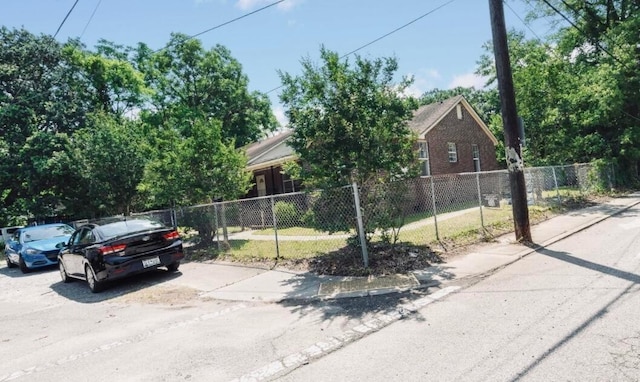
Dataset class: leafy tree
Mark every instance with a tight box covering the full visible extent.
[135,34,277,147]
[279,47,420,247]
[478,2,640,183]
[0,27,91,219]
[63,39,150,118]
[60,113,147,218]
[279,47,420,189]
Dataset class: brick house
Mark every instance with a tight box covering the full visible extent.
[242,95,500,198]
[409,95,500,176]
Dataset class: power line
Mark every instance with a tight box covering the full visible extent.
[540,0,625,67]
[80,0,102,39]
[503,0,543,41]
[540,0,640,123]
[54,0,80,38]
[265,0,457,95]
[154,0,285,53]
[340,0,456,59]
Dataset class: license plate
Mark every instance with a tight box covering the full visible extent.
[142,256,161,268]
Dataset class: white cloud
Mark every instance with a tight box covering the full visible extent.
[401,69,441,98]
[236,0,301,11]
[273,105,288,127]
[448,72,488,89]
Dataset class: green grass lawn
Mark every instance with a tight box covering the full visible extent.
[184,191,579,263]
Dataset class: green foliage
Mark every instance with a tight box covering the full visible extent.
[302,188,356,234]
[179,205,217,245]
[273,201,300,228]
[61,113,147,217]
[279,47,420,189]
[63,41,149,117]
[0,26,275,221]
[279,47,424,248]
[360,180,412,245]
[477,3,640,183]
[136,34,277,147]
[141,119,253,207]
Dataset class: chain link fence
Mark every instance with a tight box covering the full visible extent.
[87,162,613,265]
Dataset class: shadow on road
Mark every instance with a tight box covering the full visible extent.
[49,268,184,304]
[509,245,639,381]
[534,245,640,284]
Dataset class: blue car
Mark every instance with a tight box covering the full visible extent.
[5,224,75,273]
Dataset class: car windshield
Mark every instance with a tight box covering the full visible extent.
[22,225,75,243]
[96,219,165,240]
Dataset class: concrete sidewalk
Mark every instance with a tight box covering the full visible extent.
[167,192,640,303]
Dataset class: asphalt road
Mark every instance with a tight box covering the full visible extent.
[3,203,639,381]
[0,257,429,382]
[278,205,640,381]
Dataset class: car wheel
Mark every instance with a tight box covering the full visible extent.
[85,265,103,293]
[6,256,16,268]
[166,261,180,272]
[59,261,72,283]
[18,256,30,274]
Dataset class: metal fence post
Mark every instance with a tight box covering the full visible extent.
[213,203,221,251]
[271,196,280,260]
[352,182,369,268]
[170,203,177,230]
[476,172,485,230]
[552,166,561,204]
[430,176,440,241]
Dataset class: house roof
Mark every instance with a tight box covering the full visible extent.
[408,95,499,145]
[244,95,498,171]
[244,129,296,171]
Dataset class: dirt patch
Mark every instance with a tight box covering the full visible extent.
[112,285,201,306]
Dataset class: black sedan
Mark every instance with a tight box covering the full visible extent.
[58,218,184,292]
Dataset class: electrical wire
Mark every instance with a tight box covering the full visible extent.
[54,0,80,38]
[154,0,284,53]
[340,0,456,59]
[540,0,625,67]
[503,0,543,41]
[80,0,102,39]
[539,0,640,123]
[265,0,457,95]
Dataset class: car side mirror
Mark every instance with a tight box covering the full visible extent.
[56,241,67,249]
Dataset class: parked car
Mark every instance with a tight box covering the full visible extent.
[57,218,184,293]
[5,224,75,273]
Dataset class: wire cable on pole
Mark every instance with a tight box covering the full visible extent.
[54,0,80,38]
[266,0,457,95]
[80,0,102,39]
[154,0,284,53]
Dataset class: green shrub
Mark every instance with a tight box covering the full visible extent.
[274,201,300,228]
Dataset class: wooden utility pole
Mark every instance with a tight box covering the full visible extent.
[488,0,532,242]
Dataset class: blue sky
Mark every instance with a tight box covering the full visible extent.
[2,0,552,127]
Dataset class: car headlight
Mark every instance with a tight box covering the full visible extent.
[24,248,41,255]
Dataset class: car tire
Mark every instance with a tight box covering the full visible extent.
[85,265,103,293]
[59,261,72,283]
[18,256,30,274]
[6,256,16,268]
[166,261,180,272]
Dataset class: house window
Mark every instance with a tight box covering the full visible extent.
[282,173,296,193]
[472,144,481,172]
[447,142,458,163]
[418,141,430,176]
[456,104,463,120]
